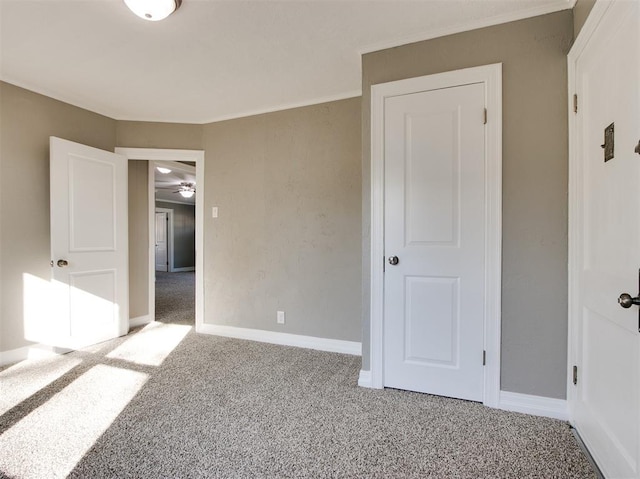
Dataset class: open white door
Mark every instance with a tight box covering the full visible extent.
[50,137,129,349]
[569,1,640,477]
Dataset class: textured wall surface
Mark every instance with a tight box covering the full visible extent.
[0,82,116,351]
[156,201,195,269]
[128,160,149,319]
[203,98,362,342]
[573,0,596,40]
[362,11,573,399]
[116,121,203,150]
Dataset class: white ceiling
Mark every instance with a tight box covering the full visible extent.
[0,0,572,124]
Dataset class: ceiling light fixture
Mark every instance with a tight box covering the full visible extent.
[156,166,172,174]
[177,182,195,199]
[124,0,182,22]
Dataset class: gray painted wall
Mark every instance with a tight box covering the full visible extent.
[156,201,196,269]
[0,81,116,351]
[203,98,362,342]
[116,106,362,343]
[573,0,596,40]
[129,160,149,319]
[116,121,203,150]
[361,11,573,399]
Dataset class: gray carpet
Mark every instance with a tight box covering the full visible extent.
[155,271,195,325]
[0,281,596,478]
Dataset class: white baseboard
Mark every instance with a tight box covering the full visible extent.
[498,390,568,421]
[129,315,152,328]
[358,369,373,387]
[171,267,195,272]
[355,376,567,421]
[0,343,70,367]
[198,324,362,356]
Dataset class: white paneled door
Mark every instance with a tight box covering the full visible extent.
[50,137,128,349]
[570,1,640,477]
[155,212,169,272]
[383,83,486,401]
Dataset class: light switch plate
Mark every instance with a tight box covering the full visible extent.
[212,206,218,218]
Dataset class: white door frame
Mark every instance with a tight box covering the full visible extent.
[366,64,502,408]
[115,148,205,332]
[155,207,174,272]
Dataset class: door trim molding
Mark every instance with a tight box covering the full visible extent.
[115,148,205,332]
[367,64,502,408]
[155,208,174,272]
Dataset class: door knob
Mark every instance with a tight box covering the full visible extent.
[388,256,399,266]
[618,293,640,308]
[57,259,69,267]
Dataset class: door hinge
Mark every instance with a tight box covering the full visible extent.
[482,350,486,366]
[483,108,487,125]
[573,94,578,114]
[572,365,578,385]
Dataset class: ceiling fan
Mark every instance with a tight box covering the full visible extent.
[174,182,195,198]
[157,181,196,199]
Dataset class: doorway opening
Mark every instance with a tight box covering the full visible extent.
[153,161,196,325]
[115,148,204,332]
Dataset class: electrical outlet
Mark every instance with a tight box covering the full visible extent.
[277,310,285,324]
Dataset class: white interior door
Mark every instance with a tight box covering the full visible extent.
[571,1,640,477]
[383,82,486,401]
[155,211,168,272]
[50,137,128,349]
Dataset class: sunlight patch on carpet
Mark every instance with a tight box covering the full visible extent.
[106,321,191,366]
[0,356,82,415]
[0,364,147,479]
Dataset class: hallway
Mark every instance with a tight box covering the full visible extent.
[155,271,195,325]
